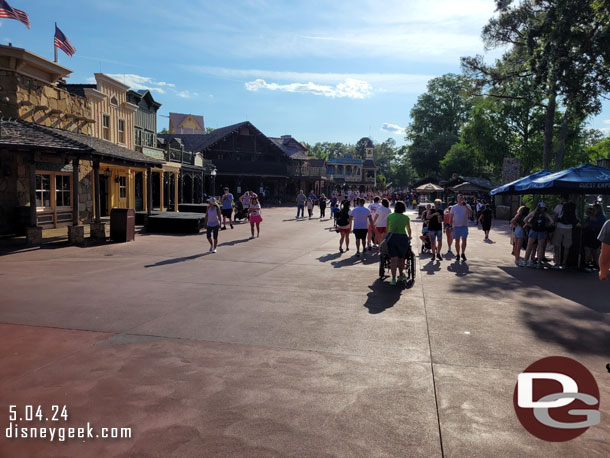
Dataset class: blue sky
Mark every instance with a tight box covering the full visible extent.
[2,0,609,145]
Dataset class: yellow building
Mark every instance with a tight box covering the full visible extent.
[64,74,155,214]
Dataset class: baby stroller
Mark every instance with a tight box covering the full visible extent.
[233,201,248,222]
[419,226,432,255]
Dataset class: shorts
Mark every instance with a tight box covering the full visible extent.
[206,225,219,239]
[452,226,469,239]
[444,224,452,231]
[249,215,263,223]
[514,227,525,239]
[428,230,443,242]
[375,226,387,234]
[221,208,232,218]
[482,222,491,232]
[338,225,350,234]
[552,226,572,248]
[353,228,368,240]
[528,230,547,240]
[387,233,410,258]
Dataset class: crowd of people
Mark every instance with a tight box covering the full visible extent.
[509,195,607,272]
[203,187,265,253]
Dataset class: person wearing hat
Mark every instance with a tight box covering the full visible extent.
[204,197,221,253]
[523,202,554,268]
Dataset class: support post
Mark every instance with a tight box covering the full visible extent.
[147,167,152,216]
[93,161,101,223]
[191,174,195,204]
[28,156,37,227]
[174,171,179,211]
[159,171,164,211]
[72,158,80,226]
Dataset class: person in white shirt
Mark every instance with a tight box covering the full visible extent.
[450,194,473,261]
[552,194,578,269]
[204,197,221,253]
[373,198,391,245]
[349,198,375,257]
[367,196,381,250]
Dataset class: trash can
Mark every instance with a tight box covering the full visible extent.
[110,208,135,242]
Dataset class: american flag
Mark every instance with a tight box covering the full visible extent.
[0,0,30,29]
[54,24,76,57]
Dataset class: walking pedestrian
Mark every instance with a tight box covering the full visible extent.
[319,193,327,219]
[204,197,220,253]
[336,200,351,253]
[598,219,610,280]
[386,201,412,285]
[330,193,339,226]
[248,196,262,238]
[450,194,472,261]
[220,187,234,230]
[350,198,374,256]
[427,199,444,260]
[510,206,529,266]
[523,202,554,268]
[296,190,306,218]
[367,196,381,250]
[444,205,453,255]
[583,204,606,271]
[306,195,314,219]
[373,198,391,246]
[478,204,494,240]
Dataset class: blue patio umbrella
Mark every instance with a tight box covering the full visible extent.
[513,164,610,194]
[490,169,552,196]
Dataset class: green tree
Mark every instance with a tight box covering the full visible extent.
[406,74,474,176]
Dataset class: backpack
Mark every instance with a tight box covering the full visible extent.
[558,202,577,226]
[531,212,547,232]
[337,209,350,226]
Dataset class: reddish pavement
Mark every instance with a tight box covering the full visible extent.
[0,206,608,457]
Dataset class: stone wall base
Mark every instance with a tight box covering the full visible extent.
[25,226,42,245]
[68,225,85,244]
[90,222,106,240]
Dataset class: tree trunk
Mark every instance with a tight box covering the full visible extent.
[542,89,556,170]
[555,110,570,171]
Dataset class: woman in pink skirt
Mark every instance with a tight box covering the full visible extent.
[248,196,263,238]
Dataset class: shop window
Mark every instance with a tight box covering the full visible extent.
[119,176,127,198]
[118,119,125,144]
[36,174,51,208]
[135,128,143,146]
[55,175,71,207]
[146,131,154,147]
[102,115,110,140]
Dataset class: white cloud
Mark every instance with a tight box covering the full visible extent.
[107,74,174,94]
[603,119,610,125]
[245,78,372,99]
[187,66,432,94]
[381,123,404,135]
[176,90,199,98]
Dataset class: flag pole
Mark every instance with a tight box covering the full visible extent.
[54,23,58,63]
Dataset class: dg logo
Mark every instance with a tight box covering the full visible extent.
[513,356,600,441]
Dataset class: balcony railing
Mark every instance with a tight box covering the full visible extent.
[288,165,326,177]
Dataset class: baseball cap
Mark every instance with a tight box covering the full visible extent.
[538,201,546,208]
[208,197,216,204]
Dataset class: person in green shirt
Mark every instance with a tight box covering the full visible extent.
[386,201,412,285]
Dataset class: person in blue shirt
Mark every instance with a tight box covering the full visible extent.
[220,187,234,230]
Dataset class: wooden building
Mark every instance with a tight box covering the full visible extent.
[326,139,377,193]
[159,121,290,201]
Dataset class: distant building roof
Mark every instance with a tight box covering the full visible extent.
[269,135,308,160]
[169,112,204,134]
[307,158,326,167]
[61,83,95,97]
[327,154,362,165]
[363,159,376,168]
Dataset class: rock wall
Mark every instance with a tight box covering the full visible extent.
[0,70,91,135]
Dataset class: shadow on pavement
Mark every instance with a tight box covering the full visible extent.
[446,260,471,277]
[144,252,210,268]
[500,266,609,314]
[421,259,441,275]
[317,252,342,263]
[331,252,379,268]
[363,278,402,314]
[520,299,610,357]
[218,237,252,247]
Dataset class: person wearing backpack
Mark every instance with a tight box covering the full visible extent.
[552,195,579,269]
[523,202,555,268]
[336,200,352,253]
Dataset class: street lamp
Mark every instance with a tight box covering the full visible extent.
[210,168,217,197]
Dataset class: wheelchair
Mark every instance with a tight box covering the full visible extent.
[379,241,416,287]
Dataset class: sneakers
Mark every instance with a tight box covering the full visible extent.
[436,254,443,261]
[536,262,543,269]
[340,247,344,253]
[221,226,227,230]
[230,223,234,229]
[397,274,406,282]
[461,254,466,261]
[208,246,214,253]
[355,251,360,257]
[515,260,525,267]
[212,248,217,253]
[526,260,536,268]
[390,279,397,286]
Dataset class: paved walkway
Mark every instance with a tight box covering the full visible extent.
[0,206,608,457]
